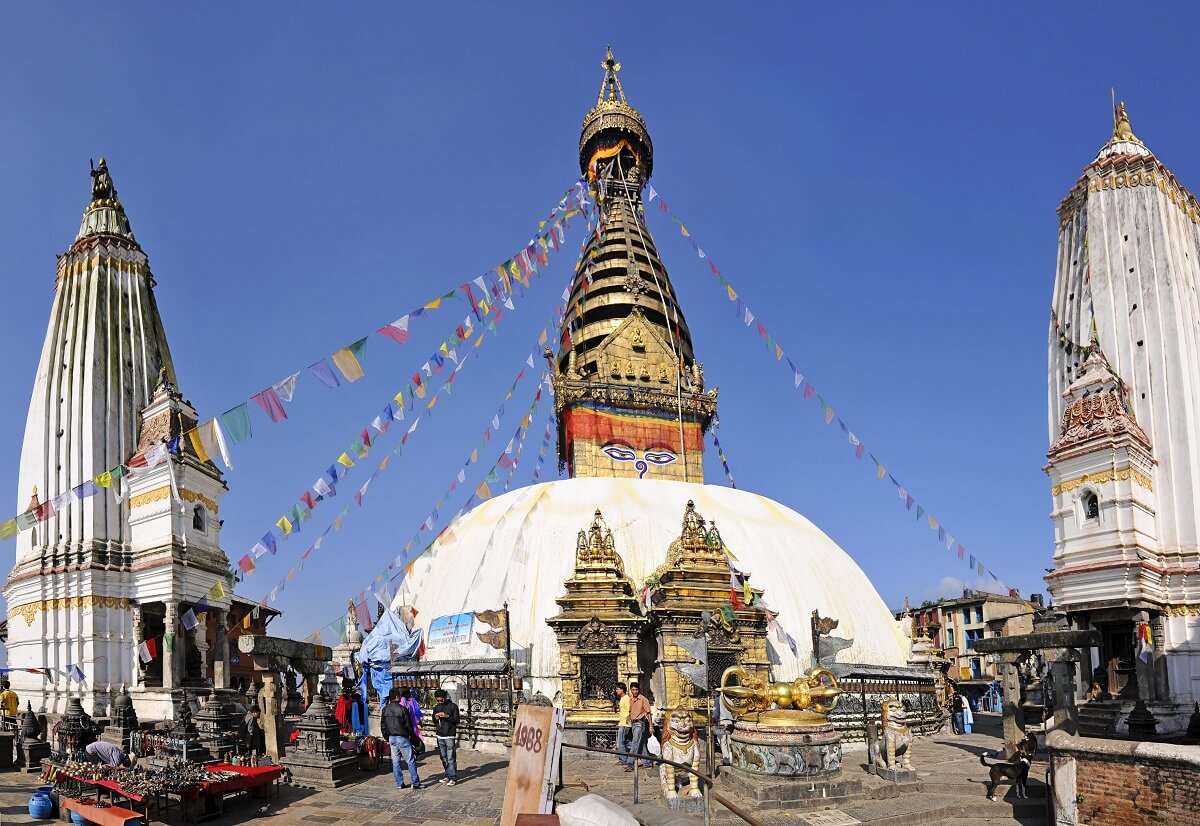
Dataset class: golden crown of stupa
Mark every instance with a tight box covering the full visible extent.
[579,46,654,179]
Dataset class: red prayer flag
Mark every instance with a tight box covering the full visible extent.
[377,324,413,345]
[237,554,255,574]
[729,589,743,610]
[300,491,317,509]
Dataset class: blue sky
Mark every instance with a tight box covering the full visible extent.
[3,3,1199,641]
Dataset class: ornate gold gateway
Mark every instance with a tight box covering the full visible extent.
[717,664,842,726]
[647,501,770,718]
[546,509,646,732]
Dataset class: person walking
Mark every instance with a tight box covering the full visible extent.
[961,693,975,735]
[381,688,422,789]
[626,681,653,769]
[432,689,461,785]
[951,691,964,735]
[614,682,632,768]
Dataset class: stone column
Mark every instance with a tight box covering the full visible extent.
[1049,653,1079,735]
[212,609,229,689]
[1132,611,1154,701]
[259,671,287,760]
[303,673,318,711]
[195,612,210,683]
[999,652,1027,757]
[164,602,180,690]
[131,605,144,684]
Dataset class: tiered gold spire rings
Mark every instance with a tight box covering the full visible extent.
[598,45,627,104]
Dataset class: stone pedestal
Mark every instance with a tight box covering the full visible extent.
[101,689,140,750]
[720,716,859,809]
[0,732,14,770]
[17,704,50,772]
[279,692,358,789]
[194,692,239,759]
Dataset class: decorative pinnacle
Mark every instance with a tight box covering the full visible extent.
[1113,101,1142,145]
[597,45,626,105]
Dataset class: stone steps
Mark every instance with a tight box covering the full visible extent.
[1077,704,1121,737]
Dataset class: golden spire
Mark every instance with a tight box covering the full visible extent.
[597,45,626,105]
[1113,100,1142,145]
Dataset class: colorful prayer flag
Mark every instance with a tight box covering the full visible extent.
[220,404,253,445]
[378,316,413,345]
[331,337,368,382]
[309,360,341,388]
[251,387,288,422]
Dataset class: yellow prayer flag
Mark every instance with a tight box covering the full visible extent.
[928,515,938,530]
[337,453,355,469]
[424,298,442,311]
[404,539,412,551]
[331,348,365,383]
[726,284,737,301]
[379,456,390,471]
[188,428,211,464]
[96,471,113,488]
[243,612,251,630]
[824,407,835,425]
[286,568,295,580]
[470,448,478,463]
[775,345,783,361]
[537,329,548,346]
[415,383,427,399]
[473,334,484,348]
[504,391,512,401]
[394,391,406,406]
[476,481,492,500]
[744,581,752,605]
[427,394,438,410]
[521,415,530,427]
[209,581,225,600]
[679,224,690,237]
[876,464,886,480]
[276,516,292,536]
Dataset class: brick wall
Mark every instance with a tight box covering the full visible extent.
[1047,730,1200,826]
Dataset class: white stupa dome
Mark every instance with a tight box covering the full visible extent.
[395,477,908,697]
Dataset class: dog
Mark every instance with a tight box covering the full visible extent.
[979,734,1037,800]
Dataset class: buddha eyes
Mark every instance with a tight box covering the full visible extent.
[643,451,677,466]
[603,445,638,462]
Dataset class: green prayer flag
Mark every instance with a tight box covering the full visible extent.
[164,632,176,653]
[111,465,128,480]
[486,467,500,484]
[220,403,253,445]
[347,336,368,361]
[0,518,17,539]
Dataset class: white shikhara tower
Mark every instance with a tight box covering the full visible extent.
[4,162,233,718]
[1047,104,1200,730]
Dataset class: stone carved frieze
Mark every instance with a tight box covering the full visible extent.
[577,617,620,651]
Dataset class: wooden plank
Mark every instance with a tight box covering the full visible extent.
[499,705,564,826]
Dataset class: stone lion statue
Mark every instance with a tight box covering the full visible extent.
[659,709,703,811]
[869,698,913,770]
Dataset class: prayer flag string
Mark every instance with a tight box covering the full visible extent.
[645,186,1021,599]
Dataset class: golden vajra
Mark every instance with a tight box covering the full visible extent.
[717,665,843,722]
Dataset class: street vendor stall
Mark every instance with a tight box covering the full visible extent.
[44,758,282,823]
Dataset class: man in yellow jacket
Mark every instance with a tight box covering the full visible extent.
[0,681,19,722]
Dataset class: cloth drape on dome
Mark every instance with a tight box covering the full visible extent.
[355,607,423,707]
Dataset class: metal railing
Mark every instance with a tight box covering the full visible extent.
[559,741,764,826]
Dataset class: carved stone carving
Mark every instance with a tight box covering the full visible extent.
[577,617,620,651]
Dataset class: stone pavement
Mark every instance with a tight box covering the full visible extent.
[0,715,1048,825]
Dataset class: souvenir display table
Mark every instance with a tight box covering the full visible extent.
[44,759,283,823]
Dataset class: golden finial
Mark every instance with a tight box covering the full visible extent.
[597,45,626,105]
[1113,100,1142,145]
